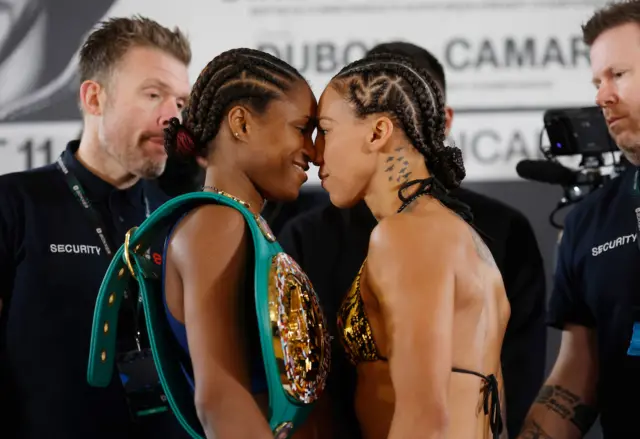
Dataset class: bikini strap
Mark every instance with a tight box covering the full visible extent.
[451,367,503,439]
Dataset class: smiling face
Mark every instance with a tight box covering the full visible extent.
[240,80,317,202]
[591,22,640,165]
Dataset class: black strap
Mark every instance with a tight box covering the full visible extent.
[396,178,496,265]
[57,156,117,257]
[56,154,150,350]
[633,169,640,253]
[56,155,151,257]
[396,177,497,244]
[628,169,640,356]
[452,367,503,439]
[397,177,474,223]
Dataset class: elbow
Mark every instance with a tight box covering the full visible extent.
[418,408,450,438]
[426,406,449,437]
[394,401,449,437]
[194,388,219,432]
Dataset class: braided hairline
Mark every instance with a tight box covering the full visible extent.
[335,63,440,160]
[190,60,288,130]
[188,48,302,122]
[336,60,437,113]
[347,72,425,154]
[335,58,444,153]
[185,49,304,148]
[198,69,284,144]
[242,53,303,81]
[331,56,465,188]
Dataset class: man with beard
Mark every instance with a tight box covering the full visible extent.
[0,16,192,439]
[517,1,640,438]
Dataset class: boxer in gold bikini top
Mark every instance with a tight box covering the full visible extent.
[314,51,510,439]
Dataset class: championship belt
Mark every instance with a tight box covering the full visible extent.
[86,191,331,438]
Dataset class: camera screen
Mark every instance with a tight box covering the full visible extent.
[544,107,618,156]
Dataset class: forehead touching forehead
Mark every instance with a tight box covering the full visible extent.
[263,79,317,122]
[591,22,640,83]
[318,83,356,123]
[108,45,190,99]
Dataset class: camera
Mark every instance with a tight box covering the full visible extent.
[544,106,618,157]
[516,106,626,229]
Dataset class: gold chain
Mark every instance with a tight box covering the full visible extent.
[201,185,251,210]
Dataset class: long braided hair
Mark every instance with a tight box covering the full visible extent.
[164,48,306,158]
[330,52,465,190]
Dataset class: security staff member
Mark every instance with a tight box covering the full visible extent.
[517,2,640,438]
[0,17,191,439]
[277,41,547,439]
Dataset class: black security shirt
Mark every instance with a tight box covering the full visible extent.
[277,187,547,438]
[0,141,181,439]
[549,166,640,437]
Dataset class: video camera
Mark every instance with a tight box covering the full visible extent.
[516,106,626,229]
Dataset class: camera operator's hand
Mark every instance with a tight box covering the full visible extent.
[517,324,598,439]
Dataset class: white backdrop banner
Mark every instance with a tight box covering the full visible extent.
[0,0,609,181]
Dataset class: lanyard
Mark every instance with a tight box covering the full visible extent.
[628,169,640,356]
[633,169,640,252]
[56,154,151,350]
[56,155,150,256]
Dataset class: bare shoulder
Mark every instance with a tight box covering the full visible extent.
[169,204,247,271]
[366,212,458,292]
[368,210,458,262]
[465,225,498,268]
[172,204,246,242]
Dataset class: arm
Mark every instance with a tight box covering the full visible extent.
[517,324,599,439]
[501,213,547,436]
[168,205,272,439]
[368,218,454,439]
[518,211,599,439]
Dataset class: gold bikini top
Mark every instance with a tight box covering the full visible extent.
[336,263,387,365]
[338,261,504,439]
[336,262,505,439]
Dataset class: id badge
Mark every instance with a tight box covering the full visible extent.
[116,348,169,418]
[627,308,640,357]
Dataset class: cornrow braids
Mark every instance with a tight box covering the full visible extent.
[164,48,305,159]
[331,53,465,190]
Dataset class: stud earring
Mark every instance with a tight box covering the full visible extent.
[234,132,240,138]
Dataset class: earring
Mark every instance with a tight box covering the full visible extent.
[234,132,240,138]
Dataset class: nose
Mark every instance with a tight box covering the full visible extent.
[157,99,184,128]
[313,134,325,167]
[302,130,316,164]
[596,80,619,109]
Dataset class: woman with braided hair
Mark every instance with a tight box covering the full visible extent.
[158,48,333,439]
[314,53,510,439]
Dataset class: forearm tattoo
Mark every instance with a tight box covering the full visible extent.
[534,385,597,435]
